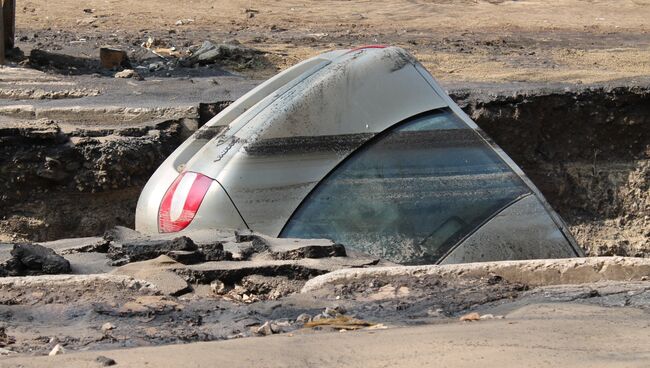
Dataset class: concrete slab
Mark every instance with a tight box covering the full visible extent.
[302,256,650,292]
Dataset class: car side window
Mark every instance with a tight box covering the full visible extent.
[280,109,531,264]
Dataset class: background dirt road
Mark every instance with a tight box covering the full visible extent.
[15,0,650,82]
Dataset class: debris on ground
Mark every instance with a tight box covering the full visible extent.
[459,312,481,322]
[305,316,375,331]
[175,19,194,26]
[96,355,117,366]
[255,321,279,336]
[99,47,130,69]
[2,243,71,276]
[101,322,116,332]
[0,326,16,347]
[180,41,262,68]
[48,344,65,356]
[114,69,144,80]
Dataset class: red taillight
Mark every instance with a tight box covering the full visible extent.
[158,172,213,233]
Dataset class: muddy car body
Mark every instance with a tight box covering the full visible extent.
[136,46,583,265]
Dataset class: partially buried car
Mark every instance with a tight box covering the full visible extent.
[135,45,583,265]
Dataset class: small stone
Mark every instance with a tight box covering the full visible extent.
[270,322,281,334]
[235,228,255,243]
[295,313,311,324]
[255,321,274,336]
[101,322,115,332]
[48,344,65,356]
[175,19,194,26]
[114,69,143,80]
[148,62,163,72]
[167,250,204,264]
[96,355,117,366]
[323,305,346,317]
[210,280,227,295]
[459,312,481,322]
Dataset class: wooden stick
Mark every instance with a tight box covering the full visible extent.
[2,0,14,50]
[0,1,5,65]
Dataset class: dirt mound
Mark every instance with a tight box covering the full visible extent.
[0,119,183,241]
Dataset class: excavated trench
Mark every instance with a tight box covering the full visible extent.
[1,85,648,257]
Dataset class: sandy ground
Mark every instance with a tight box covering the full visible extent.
[14,0,650,83]
[4,302,650,367]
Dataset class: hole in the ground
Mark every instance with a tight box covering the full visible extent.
[1,87,648,257]
[451,85,649,257]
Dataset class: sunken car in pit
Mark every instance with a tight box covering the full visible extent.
[136,46,584,265]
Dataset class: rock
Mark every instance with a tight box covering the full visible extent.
[0,326,15,347]
[148,62,164,72]
[0,348,16,355]
[101,322,115,332]
[48,343,65,356]
[112,256,191,296]
[295,313,312,324]
[114,69,143,81]
[180,41,261,67]
[459,312,481,322]
[200,242,233,261]
[250,234,347,260]
[109,236,198,263]
[271,243,347,260]
[322,306,346,318]
[240,275,303,300]
[234,229,255,243]
[236,240,268,260]
[210,280,227,295]
[167,250,205,265]
[96,355,117,366]
[177,255,380,285]
[5,243,71,276]
[175,19,194,26]
[255,321,278,336]
[100,47,130,69]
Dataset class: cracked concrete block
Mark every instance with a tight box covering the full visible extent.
[112,255,191,296]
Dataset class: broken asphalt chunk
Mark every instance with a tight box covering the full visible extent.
[4,243,71,276]
[108,236,198,263]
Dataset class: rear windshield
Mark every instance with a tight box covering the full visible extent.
[281,109,530,264]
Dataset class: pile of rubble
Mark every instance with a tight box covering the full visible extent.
[1,226,385,299]
[26,38,267,80]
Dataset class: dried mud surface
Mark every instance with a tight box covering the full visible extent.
[1,262,649,359]
[11,0,650,83]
